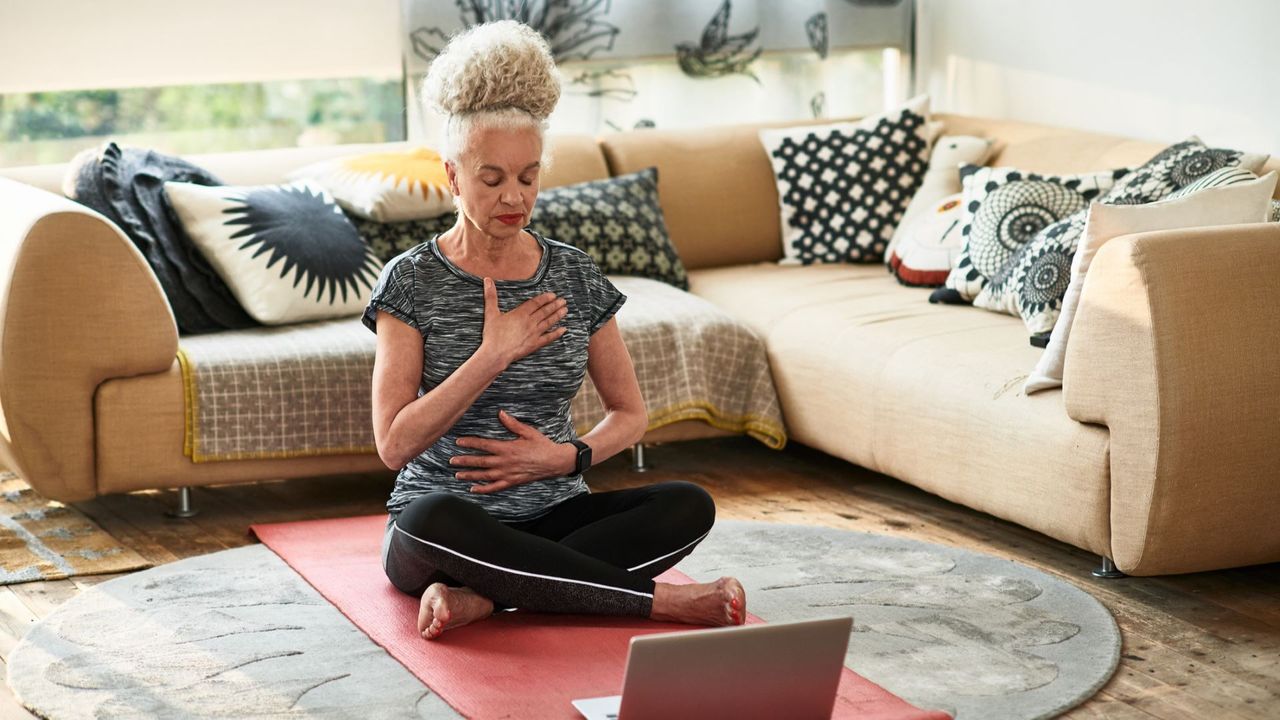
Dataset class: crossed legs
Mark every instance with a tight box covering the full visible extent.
[381,481,745,639]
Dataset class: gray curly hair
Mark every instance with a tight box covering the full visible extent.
[422,20,561,167]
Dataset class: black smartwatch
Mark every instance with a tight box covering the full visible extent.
[569,439,592,475]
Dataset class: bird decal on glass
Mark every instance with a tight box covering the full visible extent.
[410,0,619,63]
[676,0,763,83]
[806,12,828,59]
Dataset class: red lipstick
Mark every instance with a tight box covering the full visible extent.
[497,213,524,226]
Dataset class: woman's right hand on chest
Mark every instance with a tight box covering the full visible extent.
[480,277,568,368]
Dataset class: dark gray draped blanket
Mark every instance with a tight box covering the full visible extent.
[65,142,260,335]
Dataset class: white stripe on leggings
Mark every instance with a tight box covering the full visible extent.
[391,522,655,599]
[627,529,711,572]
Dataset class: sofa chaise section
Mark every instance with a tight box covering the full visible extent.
[689,263,1112,561]
[1064,223,1280,575]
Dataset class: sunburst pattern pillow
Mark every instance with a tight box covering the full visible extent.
[164,179,384,325]
[289,147,454,222]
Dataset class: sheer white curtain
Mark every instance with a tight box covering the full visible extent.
[0,0,402,93]
[400,0,914,142]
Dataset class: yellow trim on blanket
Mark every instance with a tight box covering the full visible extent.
[175,347,196,459]
[578,399,788,451]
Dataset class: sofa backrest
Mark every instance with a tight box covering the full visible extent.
[623,112,1278,271]
[4,115,1277,273]
[0,135,611,197]
[600,123,787,270]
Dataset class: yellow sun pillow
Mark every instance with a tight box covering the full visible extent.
[289,147,454,222]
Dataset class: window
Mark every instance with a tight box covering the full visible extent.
[0,78,405,168]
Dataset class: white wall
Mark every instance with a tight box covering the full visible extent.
[915,0,1280,154]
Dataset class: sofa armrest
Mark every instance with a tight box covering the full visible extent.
[1063,222,1280,575]
[0,177,178,501]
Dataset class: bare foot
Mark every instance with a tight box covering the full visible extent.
[649,577,746,626]
[417,583,495,640]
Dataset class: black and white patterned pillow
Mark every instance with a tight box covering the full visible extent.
[165,180,384,325]
[351,168,688,290]
[1101,137,1268,205]
[352,213,454,264]
[759,96,932,264]
[977,138,1269,333]
[529,167,687,290]
[1163,165,1259,201]
[943,165,1126,302]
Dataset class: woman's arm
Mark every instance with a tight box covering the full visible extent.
[371,309,506,470]
[576,315,648,467]
[453,314,647,493]
[373,279,568,470]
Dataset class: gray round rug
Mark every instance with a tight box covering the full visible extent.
[7,520,1119,720]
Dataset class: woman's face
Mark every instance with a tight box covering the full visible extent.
[446,123,542,240]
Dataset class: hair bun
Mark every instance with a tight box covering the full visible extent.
[422,20,562,120]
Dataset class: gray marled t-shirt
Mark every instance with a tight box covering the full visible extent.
[361,230,626,521]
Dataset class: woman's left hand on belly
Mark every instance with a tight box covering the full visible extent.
[451,409,575,494]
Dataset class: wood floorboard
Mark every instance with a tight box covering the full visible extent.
[1,436,1277,719]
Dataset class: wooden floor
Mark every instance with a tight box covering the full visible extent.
[1,436,1277,718]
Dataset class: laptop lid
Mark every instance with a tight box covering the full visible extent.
[616,616,853,720]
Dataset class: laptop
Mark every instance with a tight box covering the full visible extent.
[572,616,853,720]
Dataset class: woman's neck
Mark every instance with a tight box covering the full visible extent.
[442,220,540,279]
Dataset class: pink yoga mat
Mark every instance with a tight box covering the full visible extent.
[251,515,950,720]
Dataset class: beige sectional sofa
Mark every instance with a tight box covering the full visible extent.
[1,113,1277,577]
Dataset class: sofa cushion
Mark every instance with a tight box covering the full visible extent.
[978,138,1270,334]
[887,192,964,287]
[758,96,933,265]
[288,146,454,222]
[687,263,1112,556]
[351,169,690,289]
[946,165,1123,303]
[886,134,995,262]
[352,214,455,264]
[529,168,688,289]
[165,179,383,325]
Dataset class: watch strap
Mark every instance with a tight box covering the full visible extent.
[570,439,591,475]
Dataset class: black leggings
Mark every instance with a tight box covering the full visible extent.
[381,481,715,617]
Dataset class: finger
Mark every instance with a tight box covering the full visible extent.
[537,326,569,346]
[455,469,500,482]
[456,436,500,453]
[522,292,560,315]
[483,277,498,319]
[533,297,568,325]
[497,409,533,437]
[470,479,514,494]
[449,454,497,468]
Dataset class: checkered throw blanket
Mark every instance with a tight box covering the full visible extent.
[176,277,786,463]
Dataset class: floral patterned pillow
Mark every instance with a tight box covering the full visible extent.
[977,137,1269,334]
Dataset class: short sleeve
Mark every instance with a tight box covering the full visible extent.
[361,253,423,334]
[583,258,626,335]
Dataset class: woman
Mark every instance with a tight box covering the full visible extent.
[361,20,746,641]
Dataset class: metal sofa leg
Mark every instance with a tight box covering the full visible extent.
[631,443,650,473]
[165,486,199,519]
[1092,556,1126,579]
